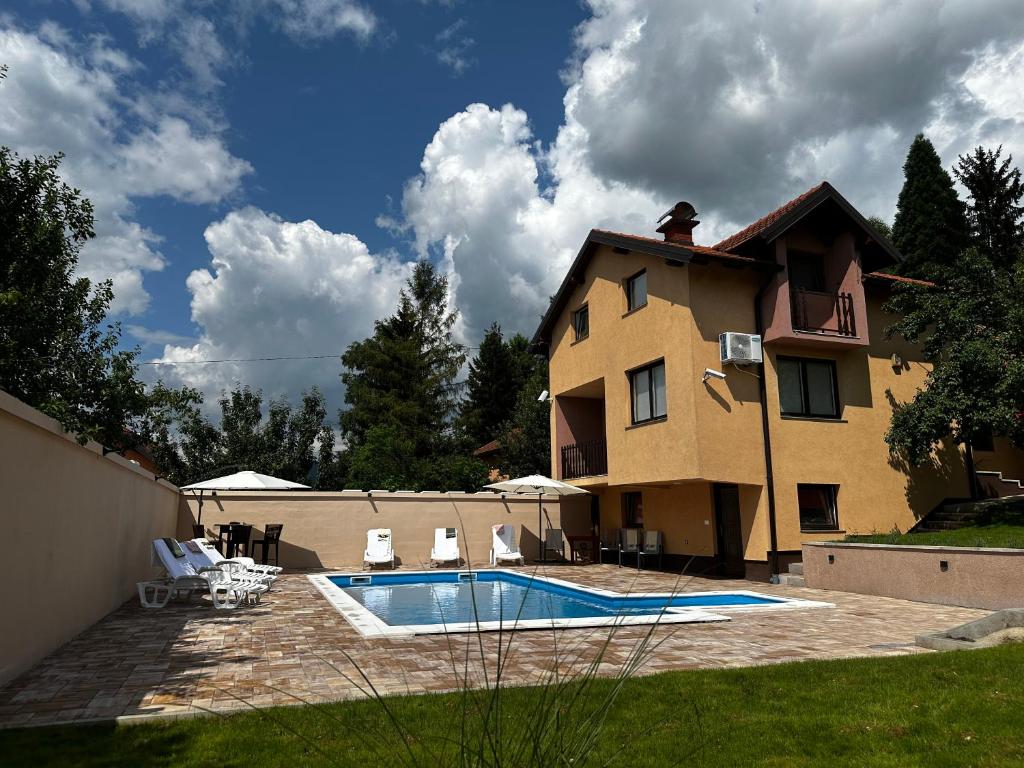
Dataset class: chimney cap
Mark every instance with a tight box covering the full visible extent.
[657,201,697,224]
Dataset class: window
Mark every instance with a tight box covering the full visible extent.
[778,357,839,418]
[572,304,589,341]
[626,270,648,312]
[622,492,644,528]
[630,361,667,424]
[972,429,995,452]
[798,484,839,531]
[788,251,826,291]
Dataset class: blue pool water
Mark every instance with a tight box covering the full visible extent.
[328,571,785,626]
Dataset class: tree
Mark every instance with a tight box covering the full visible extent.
[0,145,171,449]
[891,134,970,279]
[953,145,1024,270]
[885,145,1024,466]
[341,261,487,490]
[458,324,539,448]
[497,361,552,477]
[149,385,336,487]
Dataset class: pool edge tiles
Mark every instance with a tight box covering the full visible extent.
[308,570,833,639]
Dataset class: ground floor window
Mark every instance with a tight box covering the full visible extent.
[622,491,644,528]
[797,484,839,531]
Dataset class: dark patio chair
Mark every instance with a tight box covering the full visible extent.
[252,524,283,566]
[599,528,620,565]
[226,523,252,559]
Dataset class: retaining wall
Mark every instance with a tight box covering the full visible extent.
[803,541,1024,610]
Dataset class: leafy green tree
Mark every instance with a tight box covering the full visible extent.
[341,261,487,490]
[953,145,1024,269]
[150,385,336,487]
[891,134,970,279]
[866,216,892,241]
[497,361,552,477]
[0,145,172,449]
[885,145,1024,466]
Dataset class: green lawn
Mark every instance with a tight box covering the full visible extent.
[2,643,1023,767]
[844,507,1024,549]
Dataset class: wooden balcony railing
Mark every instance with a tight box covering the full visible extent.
[560,439,608,480]
[791,288,856,337]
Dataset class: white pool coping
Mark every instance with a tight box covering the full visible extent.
[308,569,833,639]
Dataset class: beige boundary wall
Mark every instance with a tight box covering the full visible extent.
[803,542,1024,610]
[0,390,180,688]
[179,491,593,570]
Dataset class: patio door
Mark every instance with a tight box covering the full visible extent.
[713,484,745,578]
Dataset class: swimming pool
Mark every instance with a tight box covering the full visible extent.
[309,570,831,638]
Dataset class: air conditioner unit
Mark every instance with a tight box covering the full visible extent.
[719,332,762,365]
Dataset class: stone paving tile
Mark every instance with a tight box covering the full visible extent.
[0,565,986,727]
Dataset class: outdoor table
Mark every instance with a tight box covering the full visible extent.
[566,534,599,564]
[216,523,251,558]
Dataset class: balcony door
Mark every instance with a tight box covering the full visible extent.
[713,483,745,578]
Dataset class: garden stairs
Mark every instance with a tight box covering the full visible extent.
[912,488,1024,534]
[776,562,805,587]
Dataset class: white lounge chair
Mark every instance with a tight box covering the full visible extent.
[430,527,460,567]
[138,538,267,610]
[185,538,281,583]
[181,539,276,587]
[490,524,524,566]
[364,528,395,569]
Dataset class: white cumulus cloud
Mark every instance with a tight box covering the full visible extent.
[157,208,412,414]
[391,0,1024,345]
[0,25,252,314]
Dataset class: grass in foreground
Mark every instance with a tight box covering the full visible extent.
[845,507,1024,548]
[2,643,1023,767]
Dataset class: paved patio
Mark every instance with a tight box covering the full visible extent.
[0,565,986,728]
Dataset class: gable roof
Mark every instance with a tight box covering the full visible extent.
[531,229,779,347]
[713,182,903,266]
[532,182,905,349]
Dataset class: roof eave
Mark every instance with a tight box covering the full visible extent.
[531,230,778,349]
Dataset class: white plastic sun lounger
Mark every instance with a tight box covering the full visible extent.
[138,538,267,609]
[430,527,460,567]
[490,524,524,566]
[364,528,395,569]
[185,538,280,583]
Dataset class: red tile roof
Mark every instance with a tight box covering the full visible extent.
[713,182,828,252]
[864,271,935,288]
[591,229,763,266]
[473,438,501,456]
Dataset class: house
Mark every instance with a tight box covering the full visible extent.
[533,183,1024,579]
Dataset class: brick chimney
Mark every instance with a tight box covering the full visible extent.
[656,201,699,245]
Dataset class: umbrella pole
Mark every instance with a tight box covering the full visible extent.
[539,492,544,564]
[197,491,203,527]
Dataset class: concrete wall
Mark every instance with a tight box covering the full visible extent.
[0,390,179,688]
[803,542,1024,610]
[179,490,590,569]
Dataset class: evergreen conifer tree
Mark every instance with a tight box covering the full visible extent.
[891,134,970,279]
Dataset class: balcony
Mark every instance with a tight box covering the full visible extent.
[790,288,856,338]
[560,439,607,480]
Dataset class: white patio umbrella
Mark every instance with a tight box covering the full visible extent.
[484,474,589,562]
[181,470,310,525]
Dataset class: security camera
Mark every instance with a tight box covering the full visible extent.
[702,368,726,383]
[537,390,550,402]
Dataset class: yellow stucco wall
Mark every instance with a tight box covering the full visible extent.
[546,241,1023,566]
[547,246,700,486]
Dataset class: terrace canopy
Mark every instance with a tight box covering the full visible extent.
[484,474,588,562]
[181,470,310,524]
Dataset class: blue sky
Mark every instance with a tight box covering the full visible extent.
[2,1,1024,415]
